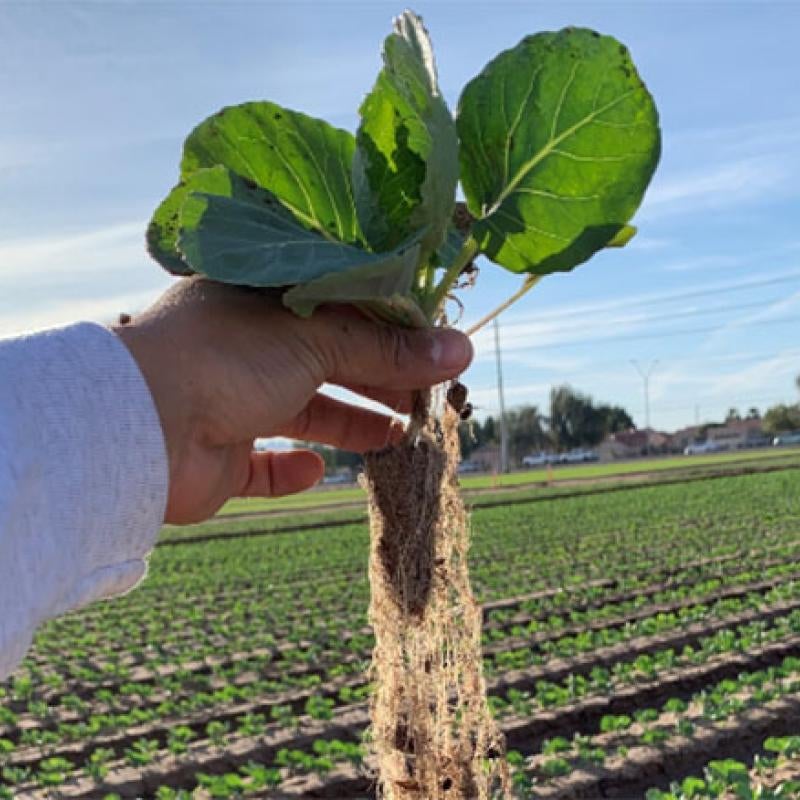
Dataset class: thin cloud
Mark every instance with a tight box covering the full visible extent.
[625,236,673,252]
[700,288,800,351]
[638,115,800,221]
[706,351,800,400]
[0,288,163,338]
[641,156,784,220]
[660,254,744,273]
[0,221,145,281]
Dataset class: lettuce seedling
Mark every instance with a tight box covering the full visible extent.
[147,11,660,800]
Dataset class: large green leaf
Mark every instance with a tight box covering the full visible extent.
[176,169,418,288]
[353,10,458,261]
[181,101,365,247]
[457,28,660,275]
[147,166,244,276]
[283,243,426,325]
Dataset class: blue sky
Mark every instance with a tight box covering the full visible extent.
[1,1,799,431]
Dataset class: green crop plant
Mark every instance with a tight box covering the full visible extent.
[84,747,115,783]
[123,737,160,767]
[239,761,282,790]
[540,756,571,779]
[206,720,232,749]
[167,725,196,755]
[155,788,193,800]
[541,736,571,755]
[196,772,247,799]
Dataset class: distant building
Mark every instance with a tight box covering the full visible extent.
[668,417,767,452]
[705,418,767,449]
[598,428,669,460]
[667,425,705,453]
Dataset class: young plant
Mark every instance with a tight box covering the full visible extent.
[147,10,659,799]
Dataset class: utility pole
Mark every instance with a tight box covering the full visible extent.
[494,318,509,474]
[631,360,659,454]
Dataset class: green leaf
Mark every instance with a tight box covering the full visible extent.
[177,169,411,288]
[147,166,244,276]
[353,10,458,261]
[182,101,365,247]
[282,237,426,325]
[457,27,660,275]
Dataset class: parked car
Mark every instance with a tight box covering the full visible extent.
[773,431,800,447]
[684,440,722,456]
[563,448,599,463]
[322,472,352,485]
[457,460,481,474]
[522,452,551,467]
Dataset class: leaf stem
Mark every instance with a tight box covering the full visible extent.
[465,274,541,336]
[427,236,479,320]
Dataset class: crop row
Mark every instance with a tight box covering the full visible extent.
[3,605,800,796]
[5,570,800,746]
[5,643,800,799]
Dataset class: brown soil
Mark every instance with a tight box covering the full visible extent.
[363,400,506,799]
[533,695,800,799]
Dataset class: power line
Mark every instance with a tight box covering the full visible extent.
[493,296,793,343]
[503,347,800,375]
[499,313,800,352]
[486,270,800,325]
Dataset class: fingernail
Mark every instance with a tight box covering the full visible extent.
[432,329,473,371]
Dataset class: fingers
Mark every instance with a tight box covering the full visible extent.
[238,449,324,498]
[309,310,473,391]
[278,393,405,453]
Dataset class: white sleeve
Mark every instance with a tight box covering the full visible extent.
[0,322,168,680]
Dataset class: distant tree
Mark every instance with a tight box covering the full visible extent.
[549,385,608,451]
[762,404,800,435]
[746,407,760,420]
[548,386,635,451]
[481,416,497,444]
[597,404,635,434]
[506,405,548,463]
[726,407,741,422]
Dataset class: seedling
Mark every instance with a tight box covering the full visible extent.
[148,10,659,798]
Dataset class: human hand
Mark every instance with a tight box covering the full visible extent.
[113,278,473,524]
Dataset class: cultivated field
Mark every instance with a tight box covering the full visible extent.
[2,455,800,798]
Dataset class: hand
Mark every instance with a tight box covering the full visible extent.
[113,278,473,524]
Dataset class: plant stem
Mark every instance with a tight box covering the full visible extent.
[426,236,479,320]
[465,274,541,336]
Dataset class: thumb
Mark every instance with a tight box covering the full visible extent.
[310,311,473,391]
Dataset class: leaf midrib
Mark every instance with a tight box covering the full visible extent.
[484,87,635,219]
